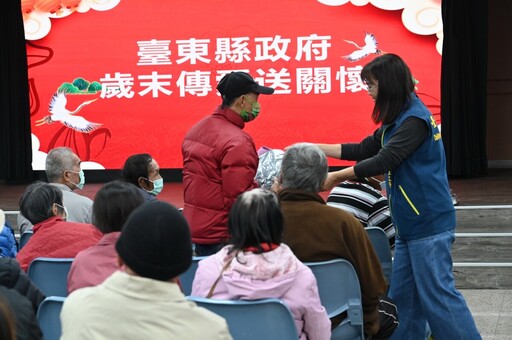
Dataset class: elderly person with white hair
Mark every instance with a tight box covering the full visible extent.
[18,147,92,234]
[274,142,397,339]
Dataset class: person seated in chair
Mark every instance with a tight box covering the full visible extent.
[192,188,331,340]
[17,147,93,234]
[0,210,16,258]
[274,143,398,339]
[67,181,145,293]
[0,286,42,340]
[122,153,164,202]
[326,175,396,248]
[0,257,45,313]
[16,182,102,272]
[61,201,231,339]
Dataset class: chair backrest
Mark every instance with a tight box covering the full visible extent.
[28,258,73,297]
[180,256,207,296]
[305,259,364,340]
[366,226,393,283]
[19,231,33,250]
[37,296,65,340]
[187,297,298,340]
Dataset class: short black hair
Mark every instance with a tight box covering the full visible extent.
[19,182,63,225]
[122,154,152,186]
[221,95,238,108]
[361,53,415,124]
[228,188,283,255]
[92,181,145,234]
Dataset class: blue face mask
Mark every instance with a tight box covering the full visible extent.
[144,177,164,196]
[67,169,85,190]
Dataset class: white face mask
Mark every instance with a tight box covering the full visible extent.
[142,177,164,196]
[66,169,86,189]
[53,203,68,221]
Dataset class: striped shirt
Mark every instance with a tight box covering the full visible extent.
[327,181,395,248]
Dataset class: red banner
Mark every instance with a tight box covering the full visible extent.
[24,0,442,169]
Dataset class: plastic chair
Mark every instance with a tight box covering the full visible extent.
[19,231,34,250]
[187,297,298,340]
[28,258,73,297]
[37,296,65,340]
[180,256,207,296]
[366,227,393,283]
[305,259,364,340]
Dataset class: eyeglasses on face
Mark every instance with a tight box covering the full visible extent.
[364,81,378,92]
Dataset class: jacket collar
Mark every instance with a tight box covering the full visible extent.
[97,231,121,246]
[33,216,64,233]
[213,105,245,129]
[136,187,156,202]
[50,182,73,192]
[103,271,184,301]
[278,189,326,205]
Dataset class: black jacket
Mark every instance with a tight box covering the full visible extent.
[0,286,42,340]
[0,258,45,312]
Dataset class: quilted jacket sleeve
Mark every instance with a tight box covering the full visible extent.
[220,138,259,210]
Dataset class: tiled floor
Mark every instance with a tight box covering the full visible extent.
[461,289,512,339]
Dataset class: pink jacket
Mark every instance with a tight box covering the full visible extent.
[191,244,331,340]
[16,217,102,272]
[67,232,121,293]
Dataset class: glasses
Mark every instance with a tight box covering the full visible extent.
[365,83,378,92]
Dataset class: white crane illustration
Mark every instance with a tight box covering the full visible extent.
[343,32,382,62]
[35,91,101,133]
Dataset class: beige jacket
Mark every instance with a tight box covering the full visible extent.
[61,271,232,340]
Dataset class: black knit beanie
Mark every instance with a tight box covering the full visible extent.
[116,201,192,281]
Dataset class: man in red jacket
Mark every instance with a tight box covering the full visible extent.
[182,72,274,256]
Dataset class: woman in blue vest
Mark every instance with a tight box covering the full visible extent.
[315,54,480,339]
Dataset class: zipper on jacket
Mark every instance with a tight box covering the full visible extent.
[398,185,420,215]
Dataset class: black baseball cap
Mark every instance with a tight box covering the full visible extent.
[217,71,275,98]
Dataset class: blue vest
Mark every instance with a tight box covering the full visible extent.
[382,95,455,240]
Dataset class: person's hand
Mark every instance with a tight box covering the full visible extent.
[321,172,340,192]
[270,177,283,194]
[322,167,355,191]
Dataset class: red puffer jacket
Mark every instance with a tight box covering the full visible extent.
[16,217,102,272]
[182,105,259,244]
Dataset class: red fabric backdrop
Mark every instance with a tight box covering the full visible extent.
[26,0,441,169]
